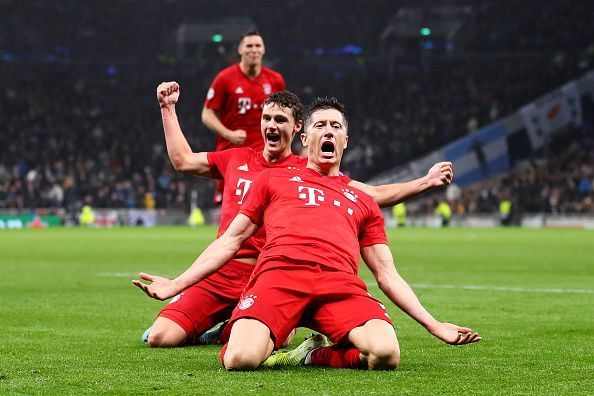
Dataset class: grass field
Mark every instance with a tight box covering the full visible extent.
[1,226,593,395]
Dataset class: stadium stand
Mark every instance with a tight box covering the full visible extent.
[1,0,593,218]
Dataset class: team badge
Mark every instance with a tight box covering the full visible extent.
[206,88,215,100]
[341,188,358,203]
[238,294,257,310]
[263,84,272,95]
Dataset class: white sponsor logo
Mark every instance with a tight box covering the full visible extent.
[238,294,257,310]
[235,87,244,94]
[238,98,251,114]
[237,164,249,172]
[298,186,325,206]
[289,176,303,182]
[207,88,215,100]
[263,84,272,95]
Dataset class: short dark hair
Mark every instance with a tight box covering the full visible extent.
[264,90,303,124]
[303,97,348,131]
[239,30,262,45]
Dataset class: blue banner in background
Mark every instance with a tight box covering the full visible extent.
[441,122,509,186]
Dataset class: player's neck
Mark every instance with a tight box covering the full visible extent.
[262,148,291,163]
[240,62,261,79]
[306,162,340,177]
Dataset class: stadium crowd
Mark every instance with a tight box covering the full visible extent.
[1,0,593,213]
[458,128,594,215]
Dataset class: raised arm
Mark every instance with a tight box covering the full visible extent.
[361,244,481,345]
[132,213,258,300]
[201,106,246,146]
[348,162,453,208]
[157,82,211,177]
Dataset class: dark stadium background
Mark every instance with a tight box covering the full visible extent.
[1,0,593,228]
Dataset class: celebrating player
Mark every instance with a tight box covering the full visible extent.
[140,82,454,349]
[133,97,480,370]
[202,31,285,204]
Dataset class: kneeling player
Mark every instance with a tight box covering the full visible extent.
[134,98,480,370]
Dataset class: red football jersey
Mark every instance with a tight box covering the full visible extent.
[239,167,388,275]
[204,64,285,152]
[207,148,306,259]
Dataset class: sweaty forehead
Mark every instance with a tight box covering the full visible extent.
[310,108,343,124]
[263,103,293,118]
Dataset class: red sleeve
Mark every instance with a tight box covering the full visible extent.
[206,148,238,179]
[359,201,388,248]
[204,72,228,111]
[238,170,270,226]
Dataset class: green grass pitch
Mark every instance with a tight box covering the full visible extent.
[1,226,593,394]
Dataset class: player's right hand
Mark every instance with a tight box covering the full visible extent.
[227,129,247,145]
[157,81,180,108]
[132,272,180,300]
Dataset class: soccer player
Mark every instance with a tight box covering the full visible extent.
[142,82,454,349]
[202,31,285,204]
[134,97,480,370]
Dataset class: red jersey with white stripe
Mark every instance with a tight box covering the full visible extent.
[239,167,387,275]
[207,148,306,259]
[204,64,285,152]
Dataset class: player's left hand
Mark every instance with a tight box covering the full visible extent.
[426,162,453,187]
[428,322,481,345]
[132,273,180,301]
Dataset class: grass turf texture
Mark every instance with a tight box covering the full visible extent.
[1,226,593,395]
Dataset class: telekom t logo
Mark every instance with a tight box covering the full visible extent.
[235,178,252,204]
[298,185,325,206]
[238,98,251,114]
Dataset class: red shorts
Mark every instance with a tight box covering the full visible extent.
[158,259,254,343]
[227,263,393,349]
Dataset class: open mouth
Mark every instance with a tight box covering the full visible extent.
[266,132,280,143]
[321,141,335,157]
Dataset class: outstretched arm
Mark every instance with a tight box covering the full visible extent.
[361,244,481,345]
[348,162,453,208]
[132,214,258,300]
[157,82,211,177]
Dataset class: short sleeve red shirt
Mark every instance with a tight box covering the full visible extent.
[207,148,306,259]
[239,167,388,275]
[204,64,285,152]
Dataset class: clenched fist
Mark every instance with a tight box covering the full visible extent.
[157,81,180,108]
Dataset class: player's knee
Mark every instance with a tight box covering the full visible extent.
[367,344,400,370]
[147,329,183,348]
[223,348,262,371]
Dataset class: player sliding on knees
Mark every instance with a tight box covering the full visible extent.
[134,97,480,370]
[138,82,454,349]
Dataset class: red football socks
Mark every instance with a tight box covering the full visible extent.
[307,346,363,369]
